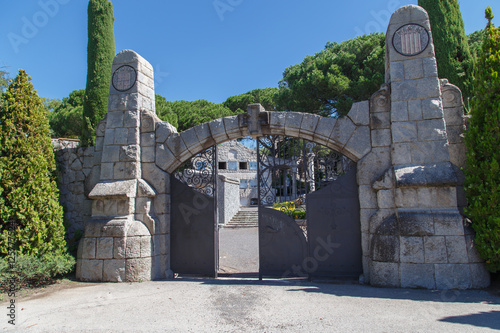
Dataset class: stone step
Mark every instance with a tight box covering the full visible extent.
[223,208,260,228]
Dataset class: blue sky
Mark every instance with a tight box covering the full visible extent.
[0,0,498,104]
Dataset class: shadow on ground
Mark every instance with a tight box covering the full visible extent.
[438,310,500,330]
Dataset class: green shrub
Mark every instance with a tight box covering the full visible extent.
[0,253,75,292]
[464,7,500,273]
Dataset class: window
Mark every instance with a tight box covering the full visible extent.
[240,179,248,189]
[249,179,258,188]
[228,161,238,170]
[249,162,257,170]
[239,162,248,170]
[218,162,227,170]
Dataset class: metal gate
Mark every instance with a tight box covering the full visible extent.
[170,146,218,277]
[257,135,361,279]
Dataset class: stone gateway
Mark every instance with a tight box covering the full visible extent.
[69,5,490,289]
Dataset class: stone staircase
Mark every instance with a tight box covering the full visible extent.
[223,207,259,228]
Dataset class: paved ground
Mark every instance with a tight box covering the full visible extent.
[1,278,500,332]
[218,227,259,274]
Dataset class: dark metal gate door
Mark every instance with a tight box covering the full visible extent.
[306,168,362,278]
[170,147,218,277]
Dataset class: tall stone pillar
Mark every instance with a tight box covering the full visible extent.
[368,5,490,289]
[76,50,159,282]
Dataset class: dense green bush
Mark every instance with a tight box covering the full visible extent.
[0,70,67,256]
[464,7,500,273]
[0,253,75,291]
[49,89,85,138]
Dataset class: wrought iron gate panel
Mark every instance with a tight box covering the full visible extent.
[306,168,362,278]
[170,146,218,277]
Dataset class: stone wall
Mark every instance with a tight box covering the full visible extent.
[217,175,240,225]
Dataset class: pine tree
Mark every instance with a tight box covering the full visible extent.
[81,0,116,147]
[0,70,67,256]
[464,7,500,273]
[418,0,475,101]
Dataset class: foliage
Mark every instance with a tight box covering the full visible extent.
[419,0,475,101]
[464,7,500,273]
[0,68,9,92]
[0,70,67,256]
[468,30,486,62]
[81,0,115,147]
[49,89,85,138]
[272,201,305,219]
[0,253,75,291]
[223,88,279,113]
[155,94,179,128]
[276,33,385,117]
[155,99,235,132]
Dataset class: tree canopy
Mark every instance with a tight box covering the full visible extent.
[0,70,67,256]
[223,88,279,113]
[81,0,115,147]
[276,33,385,117]
[419,0,475,101]
[49,89,85,138]
[464,7,500,273]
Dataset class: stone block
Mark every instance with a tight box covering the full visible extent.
[108,93,139,112]
[360,208,376,234]
[417,77,441,99]
[377,190,395,209]
[361,232,370,257]
[166,133,187,159]
[141,132,155,147]
[142,146,155,163]
[470,263,491,289]
[107,111,124,129]
[356,147,391,186]
[371,129,392,147]
[156,144,178,173]
[155,121,177,143]
[390,61,404,82]
[299,114,321,140]
[81,238,96,259]
[392,143,412,165]
[410,140,450,164]
[103,259,126,282]
[344,126,371,161]
[434,210,464,236]
[404,58,424,80]
[125,257,152,282]
[465,235,483,263]
[443,107,464,126]
[391,101,409,122]
[313,118,338,148]
[421,98,444,120]
[445,236,468,264]
[155,194,171,215]
[370,261,400,287]
[435,264,472,289]
[127,221,151,237]
[96,237,114,259]
[141,112,156,133]
[398,210,434,236]
[400,263,435,289]
[119,145,140,162]
[371,235,399,262]
[358,185,377,209]
[78,259,103,282]
[400,237,424,263]
[329,116,356,147]
[142,163,169,194]
[180,127,203,156]
[208,118,228,143]
[370,210,397,235]
[114,162,140,179]
[102,146,120,163]
[417,119,447,141]
[446,125,463,144]
[370,111,390,129]
[224,116,242,140]
[391,80,418,101]
[113,127,129,145]
[408,100,423,121]
[424,236,447,264]
[395,188,418,208]
[156,214,171,235]
[123,110,140,128]
[449,144,466,168]
[269,112,287,131]
[392,121,417,143]
[141,236,152,257]
[423,57,438,77]
[347,101,370,126]
[125,236,141,258]
[114,238,126,259]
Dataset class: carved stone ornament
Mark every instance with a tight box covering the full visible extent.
[392,24,430,56]
[112,65,137,92]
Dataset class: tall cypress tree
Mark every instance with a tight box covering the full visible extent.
[464,7,500,273]
[0,70,67,256]
[418,0,475,101]
[81,0,115,147]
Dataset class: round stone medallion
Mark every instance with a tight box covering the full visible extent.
[392,24,430,57]
[112,65,137,92]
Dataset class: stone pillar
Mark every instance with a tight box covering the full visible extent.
[76,50,160,282]
[368,5,490,289]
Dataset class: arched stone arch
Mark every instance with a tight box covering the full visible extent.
[155,103,372,174]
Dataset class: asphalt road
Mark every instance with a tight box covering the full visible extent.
[2,277,500,332]
[218,227,259,274]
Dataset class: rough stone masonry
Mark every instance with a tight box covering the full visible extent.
[69,5,489,288]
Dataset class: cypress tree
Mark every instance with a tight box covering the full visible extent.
[0,70,67,256]
[464,7,500,273]
[81,0,115,147]
[418,0,475,101]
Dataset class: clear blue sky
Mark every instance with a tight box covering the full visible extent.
[0,0,497,104]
